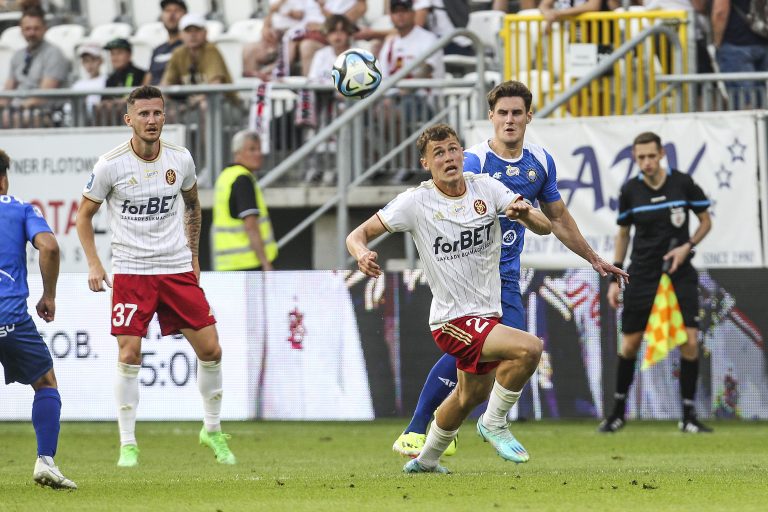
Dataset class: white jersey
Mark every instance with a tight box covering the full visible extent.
[83,139,197,274]
[378,173,519,328]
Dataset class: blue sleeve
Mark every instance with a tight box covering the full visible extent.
[537,151,561,203]
[24,204,52,244]
[463,151,481,174]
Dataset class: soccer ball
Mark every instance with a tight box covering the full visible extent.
[331,48,383,100]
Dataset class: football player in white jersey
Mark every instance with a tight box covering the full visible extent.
[348,124,553,473]
[75,86,236,467]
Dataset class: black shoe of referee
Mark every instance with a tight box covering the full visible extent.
[679,416,713,433]
[597,416,626,433]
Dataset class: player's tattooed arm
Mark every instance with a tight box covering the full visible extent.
[181,184,201,257]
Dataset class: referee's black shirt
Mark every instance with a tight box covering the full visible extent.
[617,169,710,275]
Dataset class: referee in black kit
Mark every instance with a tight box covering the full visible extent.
[599,131,713,434]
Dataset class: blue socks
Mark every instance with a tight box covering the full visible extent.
[32,387,61,457]
[404,353,458,434]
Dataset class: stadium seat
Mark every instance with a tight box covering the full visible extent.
[185,0,212,16]
[214,37,244,80]
[129,37,154,70]
[0,26,26,51]
[224,18,263,42]
[134,21,168,48]
[45,23,86,60]
[131,0,162,27]
[206,19,225,41]
[86,0,121,27]
[0,43,15,86]
[221,0,257,26]
[89,22,133,45]
[468,10,504,54]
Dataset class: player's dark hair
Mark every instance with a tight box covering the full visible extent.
[487,80,533,112]
[0,150,9,178]
[324,14,357,35]
[633,131,662,149]
[126,85,164,107]
[417,124,460,157]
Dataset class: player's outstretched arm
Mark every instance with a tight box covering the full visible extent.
[347,214,388,278]
[505,200,552,235]
[541,199,629,284]
[33,232,59,323]
[181,184,202,280]
[76,197,111,292]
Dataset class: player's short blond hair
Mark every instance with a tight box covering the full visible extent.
[416,124,460,157]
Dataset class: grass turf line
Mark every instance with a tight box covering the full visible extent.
[0,419,766,512]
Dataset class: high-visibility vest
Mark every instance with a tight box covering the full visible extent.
[212,164,278,270]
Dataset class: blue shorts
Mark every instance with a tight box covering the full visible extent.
[501,278,525,330]
[0,316,53,385]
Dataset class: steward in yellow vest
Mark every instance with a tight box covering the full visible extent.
[212,132,277,270]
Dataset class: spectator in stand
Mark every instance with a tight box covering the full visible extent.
[304,14,357,184]
[144,0,187,85]
[0,6,70,127]
[71,42,106,115]
[244,0,325,78]
[104,38,147,89]
[161,13,234,105]
[711,0,768,106]
[413,0,474,55]
[378,0,444,183]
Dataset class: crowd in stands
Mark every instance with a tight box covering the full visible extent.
[0,0,766,180]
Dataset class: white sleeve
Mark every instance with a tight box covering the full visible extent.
[377,190,415,233]
[83,158,112,203]
[490,179,520,214]
[181,150,197,191]
[378,37,393,79]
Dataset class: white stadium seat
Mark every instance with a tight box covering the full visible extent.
[214,37,244,80]
[45,23,86,60]
[89,22,133,45]
[185,0,211,15]
[0,26,26,51]
[0,43,15,85]
[221,0,257,26]
[134,22,168,49]
[131,0,162,27]
[129,37,155,70]
[86,0,121,27]
[224,18,263,42]
[205,19,225,41]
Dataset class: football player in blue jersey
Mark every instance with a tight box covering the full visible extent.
[392,81,628,458]
[0,150,77,489]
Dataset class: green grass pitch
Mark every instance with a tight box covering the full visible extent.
[1,420,766,511]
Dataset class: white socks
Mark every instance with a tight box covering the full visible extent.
[115,362,140,446]
[417,420,459,468]
[198,359,223,433]
[481,380,522,429]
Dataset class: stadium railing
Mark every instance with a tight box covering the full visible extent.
[500,9,694,117]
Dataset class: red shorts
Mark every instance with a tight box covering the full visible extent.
[111,272,216,337]
[431,316,501,375]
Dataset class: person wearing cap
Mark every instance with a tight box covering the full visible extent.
[71,42,106,115]
[161,13,232,91]
[143,0,187,85]
[1,5,70,127]
[104,38,147,89]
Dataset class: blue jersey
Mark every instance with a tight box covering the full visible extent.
[464,141,561,281]
[0,195,52,324]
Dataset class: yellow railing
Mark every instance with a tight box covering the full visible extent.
[501,10,690,116]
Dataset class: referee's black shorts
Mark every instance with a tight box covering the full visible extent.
[621,264,699,334]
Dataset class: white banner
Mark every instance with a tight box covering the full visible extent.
[0,125,186,273]
[0,271,374,421]
[467,112,764,268]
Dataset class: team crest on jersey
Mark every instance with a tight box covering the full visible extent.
[165,169,177,185]
[670,206,686,227]
[502,229,517,246]
[527,169,537,182]
[506,165,520,177]
[474,199,487,215]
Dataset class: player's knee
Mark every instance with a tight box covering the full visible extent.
[31,369,57,391]
[119,346,142,365]
[455,388,485,411]
[197,343,222,362]
[518,333,543,369]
